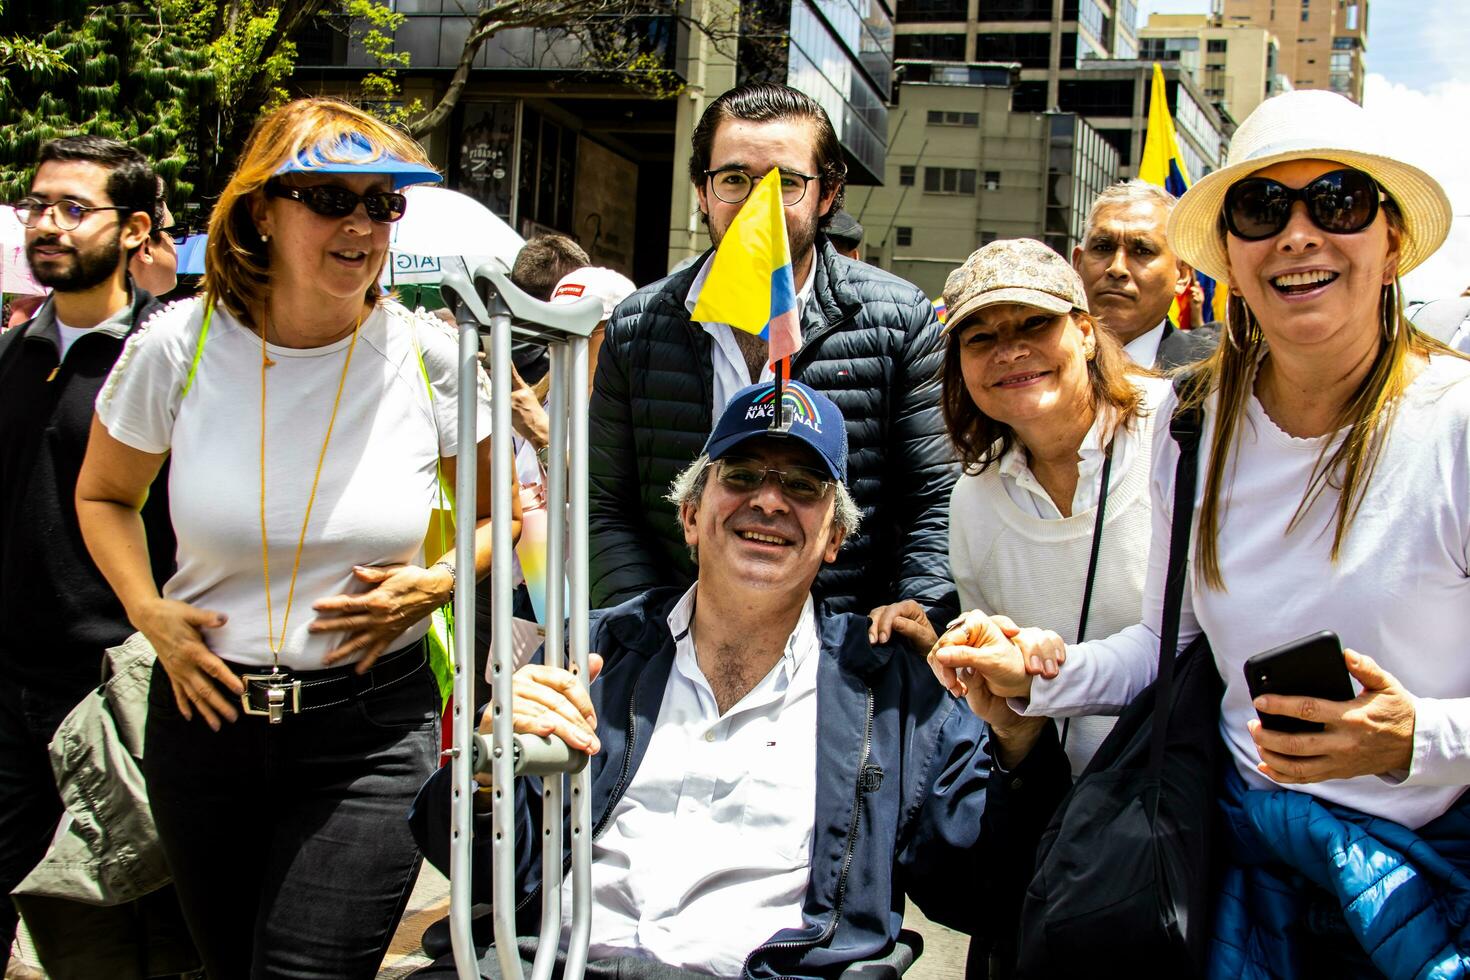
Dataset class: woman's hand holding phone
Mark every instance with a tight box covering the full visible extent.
[1248,650,1417,783]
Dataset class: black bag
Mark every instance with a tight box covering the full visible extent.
[1014,390,1225,977]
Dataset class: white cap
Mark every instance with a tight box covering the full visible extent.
[549,266,637,320]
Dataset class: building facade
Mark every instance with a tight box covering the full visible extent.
[854,61,1118,298]
[1215,0,1366,103]
[1139,13,1290,122]
[290,0,896,282]
[893,0,1140,107]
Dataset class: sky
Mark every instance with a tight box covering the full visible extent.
[1135,0,1470,301]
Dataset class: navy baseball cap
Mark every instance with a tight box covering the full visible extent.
[275,132,441,189]
[703,380,848,483]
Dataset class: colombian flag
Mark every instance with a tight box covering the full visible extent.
[690,168,801,365]
[1138,62,1225,328]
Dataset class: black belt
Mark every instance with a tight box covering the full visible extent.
[237,639,428,724]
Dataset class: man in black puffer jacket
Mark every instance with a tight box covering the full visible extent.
[589,83,957,617]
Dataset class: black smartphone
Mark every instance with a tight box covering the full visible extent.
[1243,631,1355,733]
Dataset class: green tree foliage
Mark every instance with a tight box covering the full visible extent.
[0,2,210,202]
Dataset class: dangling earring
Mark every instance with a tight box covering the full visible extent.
[1380,282,1400,344]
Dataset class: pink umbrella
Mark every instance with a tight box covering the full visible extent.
[0,206,44,296]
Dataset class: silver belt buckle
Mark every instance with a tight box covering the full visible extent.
[241,671,301,724]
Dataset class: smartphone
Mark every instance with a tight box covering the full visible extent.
[1243,631,1354,733]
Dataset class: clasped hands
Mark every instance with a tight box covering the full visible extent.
[867,601,1418,784]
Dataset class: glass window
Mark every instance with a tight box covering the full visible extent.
[980,0,1059,21]
[1078,0,1106,41]
[894,0,967,21]
[984,170,1000,190]
[926,109,980,126]
[895,33,965,60]
[454,101,519,220]
[1207,38,1228,53]
[975,32,1053,68]
[923,167,977,194]
[899,165,915,186]
[896,226,913,246]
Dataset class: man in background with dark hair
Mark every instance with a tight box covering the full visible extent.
[127,175,180,299]
[0,136,176,974]
[508,232,590,383]
[589,81,956,620]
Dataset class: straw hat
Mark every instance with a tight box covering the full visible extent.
[1168,90,1452,284]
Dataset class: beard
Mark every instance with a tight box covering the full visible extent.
[27,229,124,291]
[709,207,821,265]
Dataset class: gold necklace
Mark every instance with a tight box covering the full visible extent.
[259,308,365,664]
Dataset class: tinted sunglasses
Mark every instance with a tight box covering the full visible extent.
[715,457,834,503]
[1223,168,1383,241]
[265,180,407,223]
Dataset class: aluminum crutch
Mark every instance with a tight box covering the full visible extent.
[439,260,602,980]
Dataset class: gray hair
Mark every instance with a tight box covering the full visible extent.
[666,453,863,559]
[1084,179,1178,234]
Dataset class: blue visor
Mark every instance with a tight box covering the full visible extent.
[275,132,441,189]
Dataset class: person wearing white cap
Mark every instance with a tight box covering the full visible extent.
[928,89,1470,974]
[508,265,637,459]
[74,98,515,977]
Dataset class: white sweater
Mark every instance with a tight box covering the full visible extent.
[1025,355,1470,829]
[951,378,1164,775]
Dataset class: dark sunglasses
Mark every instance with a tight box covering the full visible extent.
[265,180,407,223]
[715,457,834,503]
[1223,168,1383,241]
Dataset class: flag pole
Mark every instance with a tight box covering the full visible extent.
[769,355,790,431]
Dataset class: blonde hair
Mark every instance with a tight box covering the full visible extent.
[202,98,435,326]
[1182,200,1459,588]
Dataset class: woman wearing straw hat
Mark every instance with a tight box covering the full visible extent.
[930,90,1470,975]
[74,99,513,978]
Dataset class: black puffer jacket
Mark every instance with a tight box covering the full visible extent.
[588,237,958,615]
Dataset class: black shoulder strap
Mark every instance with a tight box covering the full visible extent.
[1147,373,1205,779]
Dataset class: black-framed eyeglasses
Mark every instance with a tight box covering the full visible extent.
[157,223,191,244]
[715,456,834,503]
[264,179,408,223]
[13,197,131,231]
[1223,168,1384,241]
[703,167,819,207]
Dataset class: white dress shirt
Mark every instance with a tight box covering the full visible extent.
[994,380,1166,520]
[1122,321,1166,367]
[685,255,818,421]
[562,585,820,976]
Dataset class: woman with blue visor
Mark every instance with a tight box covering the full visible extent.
[77,97,515,977]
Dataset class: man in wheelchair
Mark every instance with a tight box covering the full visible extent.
[409,381,1071,978]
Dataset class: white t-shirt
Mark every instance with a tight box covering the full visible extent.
[96,298,493,670]
[1024,354,1470,829]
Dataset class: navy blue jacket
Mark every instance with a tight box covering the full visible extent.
[1210,768,1470,979]
[411,588,1071,978]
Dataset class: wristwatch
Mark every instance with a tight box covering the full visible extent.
[535,443,551,471]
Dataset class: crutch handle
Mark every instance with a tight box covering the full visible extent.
[470,732,590,778]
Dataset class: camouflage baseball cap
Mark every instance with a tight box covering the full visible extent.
[941,238,1089,335]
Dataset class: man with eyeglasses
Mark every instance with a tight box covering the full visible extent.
[410,380,1069,978]
[589,82,956,625]
[0,136,176,974]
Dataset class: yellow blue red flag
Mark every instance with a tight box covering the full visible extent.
[690,167,801,365]
[1138,62,1223,327]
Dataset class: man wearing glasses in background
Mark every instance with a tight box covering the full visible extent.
[0,136,176,975]
[589,82,956,623]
